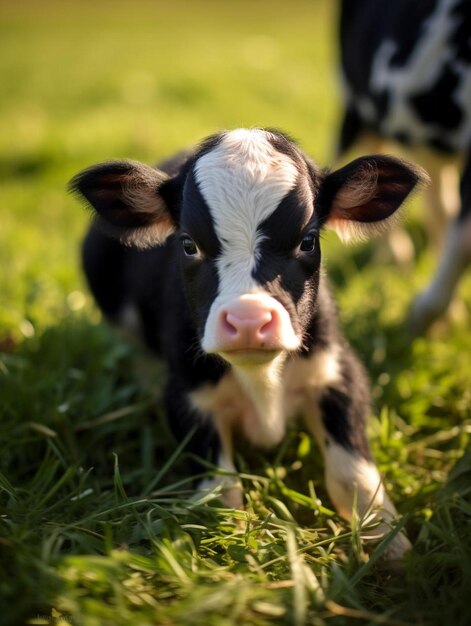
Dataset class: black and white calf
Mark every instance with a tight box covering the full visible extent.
[338,0,471,333]
[72,128,424,558]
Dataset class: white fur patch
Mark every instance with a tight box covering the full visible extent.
[284,344,342,415]
[195,129,301,343]
[322,442,412,558]
[195,129,299,275]
[190,354,288,448]
[190,346,342,449]
[323,442,385,519]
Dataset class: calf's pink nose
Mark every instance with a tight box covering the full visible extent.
[217,300,282,350]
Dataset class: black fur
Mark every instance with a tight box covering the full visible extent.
[73,128,421,494]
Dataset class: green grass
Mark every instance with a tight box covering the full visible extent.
[1,1,470,625]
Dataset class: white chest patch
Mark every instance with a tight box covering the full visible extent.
[189,345,342,449]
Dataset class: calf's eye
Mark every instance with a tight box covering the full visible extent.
[299,232,317,253]
[181,236,199,257]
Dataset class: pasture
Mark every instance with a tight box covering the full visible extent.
[1,1,470,624]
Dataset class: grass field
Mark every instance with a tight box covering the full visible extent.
[1,1,471,625]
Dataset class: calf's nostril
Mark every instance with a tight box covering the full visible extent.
[223,313,239,336]
[259,312,274,336]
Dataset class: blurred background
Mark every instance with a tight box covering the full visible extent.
[1,0,340,338]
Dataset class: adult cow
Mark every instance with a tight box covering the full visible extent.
[71,128,425,559]
[338,0,471,333]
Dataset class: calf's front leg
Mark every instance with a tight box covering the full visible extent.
[166,378,243,508]
[197,416,243,510]
[322,441,412,560]
[304,357,412,561]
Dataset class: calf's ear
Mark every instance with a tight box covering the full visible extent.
[69,160,178,248]
[318,155,429,242]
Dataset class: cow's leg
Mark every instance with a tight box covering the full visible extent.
[303,354,411,560]
[410,154,471,334]
[410,216,471,333]
[309,419,412,561]
[321,442,411,560]
[165,378,243,508]
[164,378,221,484]
[197,412,243,510]
[419,152,459,252]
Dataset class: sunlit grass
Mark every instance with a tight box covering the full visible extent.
[1,1,471,625]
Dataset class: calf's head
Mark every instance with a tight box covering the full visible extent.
[71,128,424,365]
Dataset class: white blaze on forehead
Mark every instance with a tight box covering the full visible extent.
[196,129,304,356]
[194,128,299,294]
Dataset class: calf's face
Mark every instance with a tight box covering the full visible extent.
[71,128,425,364]
[180,129,320,363]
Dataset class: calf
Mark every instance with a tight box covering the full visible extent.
[338,0,471,333]
[71,128,424,559]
